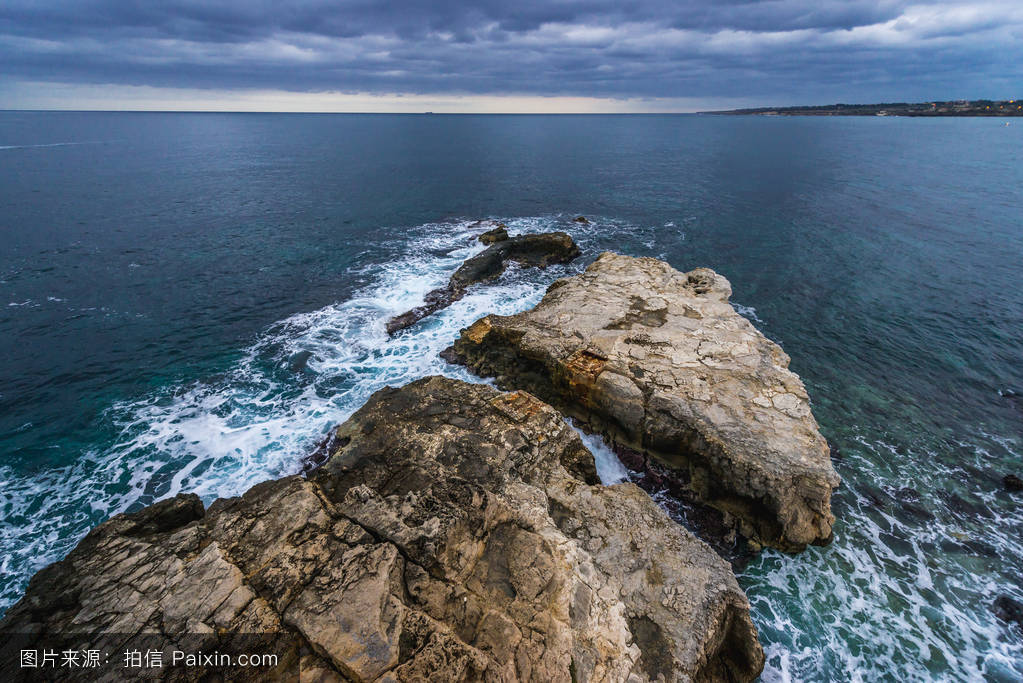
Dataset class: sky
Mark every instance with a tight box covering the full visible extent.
[1,0,1021,112]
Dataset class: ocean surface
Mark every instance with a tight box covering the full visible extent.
[1,111,1021,680]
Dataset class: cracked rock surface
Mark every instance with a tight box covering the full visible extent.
[449,252,841,552]
[0,376,763,682]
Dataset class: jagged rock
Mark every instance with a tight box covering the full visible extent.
[449,252,840,552]
[386,232,580,335]
[573,216,590,224]
[385,284,461,335]
[0,377,763,682]
[477,223,509,244]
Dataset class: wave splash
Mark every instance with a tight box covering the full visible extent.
[0,216,583,612]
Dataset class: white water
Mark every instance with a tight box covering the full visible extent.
[0,141,106,151]
[576,428,632,485]
[750,432,1023,682]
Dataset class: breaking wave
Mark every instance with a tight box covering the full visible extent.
[0,216,587,612]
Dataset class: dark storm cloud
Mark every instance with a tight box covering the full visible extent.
[1,0,1020,102]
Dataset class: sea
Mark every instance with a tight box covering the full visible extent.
[1,111,1021,681]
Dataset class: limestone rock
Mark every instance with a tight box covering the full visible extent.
[386,231,580,335]
[449,252,841,551]
[1,377,763,682]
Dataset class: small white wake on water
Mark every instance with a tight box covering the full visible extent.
[733,302,763,323]
[0,141,107,151]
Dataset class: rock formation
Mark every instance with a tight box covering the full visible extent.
[448,252,840,552]
[386,231,580,335]
[0,376,764,682]
[475,221,509,244]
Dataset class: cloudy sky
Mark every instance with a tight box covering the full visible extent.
[1,0,1021,112]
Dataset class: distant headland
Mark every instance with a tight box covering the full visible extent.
[703,99,1022,117]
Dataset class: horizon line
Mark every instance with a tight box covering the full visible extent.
[0,108,710,115]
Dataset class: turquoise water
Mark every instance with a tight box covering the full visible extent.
[1,112,1021,680]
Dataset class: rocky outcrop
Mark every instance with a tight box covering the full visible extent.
[0,376,763,682]
[386,231,580,335]
[476,221,509,244]
[450,232,579,289]
[449,252,840,552]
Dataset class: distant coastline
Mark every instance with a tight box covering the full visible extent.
[703,99,1022,116]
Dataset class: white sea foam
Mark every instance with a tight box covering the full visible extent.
[750,432,1023,681]
[574,428,631,485]
[733,302,762,323]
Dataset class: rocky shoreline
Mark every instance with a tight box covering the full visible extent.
[0,225,842,682]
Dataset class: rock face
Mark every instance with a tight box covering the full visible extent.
[0,376,763,682]
[449,252,840,552]
[386,231,580,335]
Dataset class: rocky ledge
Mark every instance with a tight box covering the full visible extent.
[0,377,764,682]
[386,229,580,334]
[448,252,840,552]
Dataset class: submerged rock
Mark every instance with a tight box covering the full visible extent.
[1003,474,1023,492]
[386,231,580,335]
[0,376,763,682]
[288,349,314,373]
[993,594,1023,631]
[449,252,841,552]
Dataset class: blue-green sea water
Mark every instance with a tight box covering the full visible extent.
[1,112,1021,680]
